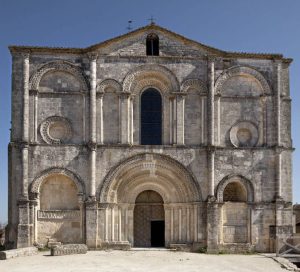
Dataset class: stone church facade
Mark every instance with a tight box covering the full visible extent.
[7,24,293,253]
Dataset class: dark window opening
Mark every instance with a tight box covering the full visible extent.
[146,34,159,56]
[141,88,162,145]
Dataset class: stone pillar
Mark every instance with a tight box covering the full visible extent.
[17,199,30,248]
[275,61,281,146]
[22,52,30,143]
[175,93,186,145]
[88,53,98,200]
[208,58,215,146]
[206,199,219,253]
[97,92,104,144]
[276,149,282,199]
[208,147,215,197]
[89,143,96,198]
[17,52,31,248]
[29,89,38,143]
[119,92,131,144]
[88,53,98,143]
[274,62,282,200]
[85,200,98,248]
[169,96,176,144]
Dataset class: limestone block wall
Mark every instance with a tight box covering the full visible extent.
[7,25,293,252]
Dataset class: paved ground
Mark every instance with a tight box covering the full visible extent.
[0,250,290,272]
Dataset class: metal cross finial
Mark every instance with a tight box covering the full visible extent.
[148,16,156,25]
[127,20,133,31]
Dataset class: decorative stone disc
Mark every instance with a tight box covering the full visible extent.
[40,116,72,144]
[229,121,258,147]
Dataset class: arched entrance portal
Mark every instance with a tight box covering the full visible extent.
[98,153,202,249]
[134,190,165,247]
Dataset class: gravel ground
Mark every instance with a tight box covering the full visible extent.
[0,250,289,272]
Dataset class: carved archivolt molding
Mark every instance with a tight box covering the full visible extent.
[122,64,180,95]
[98,153,201,203]
[97,79,122,93]
[40,116,72,144]
[216,174,254,203]
[29,61,89,91]
[181,78,207,93]
[215,66,271,95]
[29,167,86,199]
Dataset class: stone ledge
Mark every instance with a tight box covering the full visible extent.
[0,247,38,260]
[169,243,191,252]
[50,244,88,256]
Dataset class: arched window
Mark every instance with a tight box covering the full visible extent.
[223,182,247,202]
[146,34,159,56]
[141,88,162,145]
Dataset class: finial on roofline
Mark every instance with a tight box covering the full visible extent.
[148,15,156,25]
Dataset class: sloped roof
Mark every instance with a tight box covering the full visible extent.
[8,23,292,62]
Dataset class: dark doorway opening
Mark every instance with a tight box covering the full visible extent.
[151,220,165,247]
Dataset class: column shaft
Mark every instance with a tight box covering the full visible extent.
[208,59,215,146]
[176,94,185,145]
[120,93,131,144]
[276,62,281,146]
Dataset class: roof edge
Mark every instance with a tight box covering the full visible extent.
[8,24,292,62]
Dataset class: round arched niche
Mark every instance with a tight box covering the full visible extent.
[223,182,247,202]
[40,116,72,144]
[40,174,79,210]
[229,121,258,147]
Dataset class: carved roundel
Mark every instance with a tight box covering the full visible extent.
[229,121,258,147]
[40,116,72,144]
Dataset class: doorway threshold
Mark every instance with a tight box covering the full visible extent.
[131,247,174,251]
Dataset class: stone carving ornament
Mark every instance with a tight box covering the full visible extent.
[229,121,258,147]
[40,116,72,144]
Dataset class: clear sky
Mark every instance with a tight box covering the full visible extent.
[0,0,299,223]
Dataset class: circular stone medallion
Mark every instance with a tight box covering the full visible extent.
[40,116,72,144]
[229,121,258,147]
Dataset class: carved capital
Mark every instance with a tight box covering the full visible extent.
[29,89,38,96]
[87,141,97,151]
[87,52,98,61]
[22,51,30,60]
[119,92,131,99]
[96,91,104,98]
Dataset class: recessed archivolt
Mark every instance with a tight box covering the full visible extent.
[29,167,86,199]
[215,66,271,95]
[215,174,255,203]
[181,78,207,93]
[29,61,89,91]
[122,64,180,95]
[98,153,201,203]
[97,79,122,93]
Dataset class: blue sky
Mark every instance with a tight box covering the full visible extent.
[0,0,299,223]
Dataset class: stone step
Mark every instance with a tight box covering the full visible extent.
[0,247,38,260]
[51,244,88,256]
[48,241,62,248]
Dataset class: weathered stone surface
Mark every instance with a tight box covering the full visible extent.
[7,24,293,253]
[0,247,38,260]
[50,244,88,256]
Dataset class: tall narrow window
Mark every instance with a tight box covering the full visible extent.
[141,88,162,145]
[146,34,159,56]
